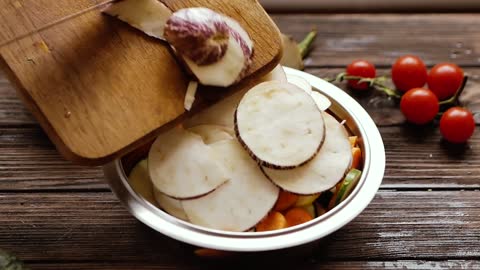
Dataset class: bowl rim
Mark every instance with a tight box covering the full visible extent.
[103,67,386,252]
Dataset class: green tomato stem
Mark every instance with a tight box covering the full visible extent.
[438,76,469,106]
[325,73,402,98]
[298,29,317,59]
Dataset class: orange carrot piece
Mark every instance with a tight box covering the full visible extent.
[194,248,233,258]
[351,147,362,169]
[348,136,358,147]
[256,211,287,232]
[273,190,299,211]
[285,207,313,227]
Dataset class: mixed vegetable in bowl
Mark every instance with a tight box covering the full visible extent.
[104,0,364,233]
[125,66,364,233]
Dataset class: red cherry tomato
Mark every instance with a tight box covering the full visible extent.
[427,63,464,100]
[391,55,428,92]
[400,88,439,125]
[346,60,376,90]
[440,107,475,143]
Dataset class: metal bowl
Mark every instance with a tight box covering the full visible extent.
[103,67,385,252]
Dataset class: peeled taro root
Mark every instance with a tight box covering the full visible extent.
[165,8,254,87]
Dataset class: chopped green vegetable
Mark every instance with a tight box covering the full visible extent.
[298,29,317,59]
[335,169,362,206]
[302,204,316,218]
[295,194,320,207]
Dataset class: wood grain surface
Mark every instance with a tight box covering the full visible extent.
[28,260,480,270]
[272,14,480,67]
[1,12,480,270]
[0,191,479,262]
[0,0,281,165]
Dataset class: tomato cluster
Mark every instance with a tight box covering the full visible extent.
[345,56,475,144]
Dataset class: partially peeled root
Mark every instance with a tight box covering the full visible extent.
[104,3,254,87]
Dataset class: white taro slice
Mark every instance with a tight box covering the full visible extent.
[286,74,312,94]
[263,112,352,195]
[311,91,332,111]
[102,0,172,40]
[187,125,234,144]
[182,140,280,232]
[183,65,287,129]
[235,81,325,169]
[153,188,188,221]
[148,128,228,199]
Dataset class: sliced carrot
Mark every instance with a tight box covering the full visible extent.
[194,248,233,258]
[256,211,287,232]
[348,136,358,147]
[285,207,313,227]
[351,147,362,169]
[273,190,298,211]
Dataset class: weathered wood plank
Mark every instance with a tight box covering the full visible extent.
[0,72,35,125]
[29,260,480,270]
[2,123,480,190]
[3,65,480,127]
[307,67,480,127]
[273,14,480,67]
[1,191,479,261]
[0,127,105,190]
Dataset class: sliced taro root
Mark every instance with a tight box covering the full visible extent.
[127,159,156,205]
[235,81,325,169]
[187,125,234,144]
[184,81,199,111]
[153,188,189,221]
[311,91,331,111]
[263,112,352,195]
[262,65,288,83]
[183,88,248,129]
[148,127,228,199]
[286,74,312,94]
[285,73,331,111]
[182,140,280,232]
[183,65,287,129]
[103,0,172,40]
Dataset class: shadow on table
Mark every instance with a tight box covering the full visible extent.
[134,221,336,269]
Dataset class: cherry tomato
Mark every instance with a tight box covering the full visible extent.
[391,55,428,92]
[346,60,376,90]
[427,63,464,100]
[440,107,475,143]
[400,88,439,125]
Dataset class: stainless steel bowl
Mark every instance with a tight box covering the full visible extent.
[103,67,385,252]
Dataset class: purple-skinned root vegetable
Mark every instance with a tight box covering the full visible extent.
[164,8,230,66]
[104,3,254,88]
[165,8,253,87]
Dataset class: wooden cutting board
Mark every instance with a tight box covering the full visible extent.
[0,0,282,165]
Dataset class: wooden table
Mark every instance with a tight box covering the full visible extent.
[1,12,480,270]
